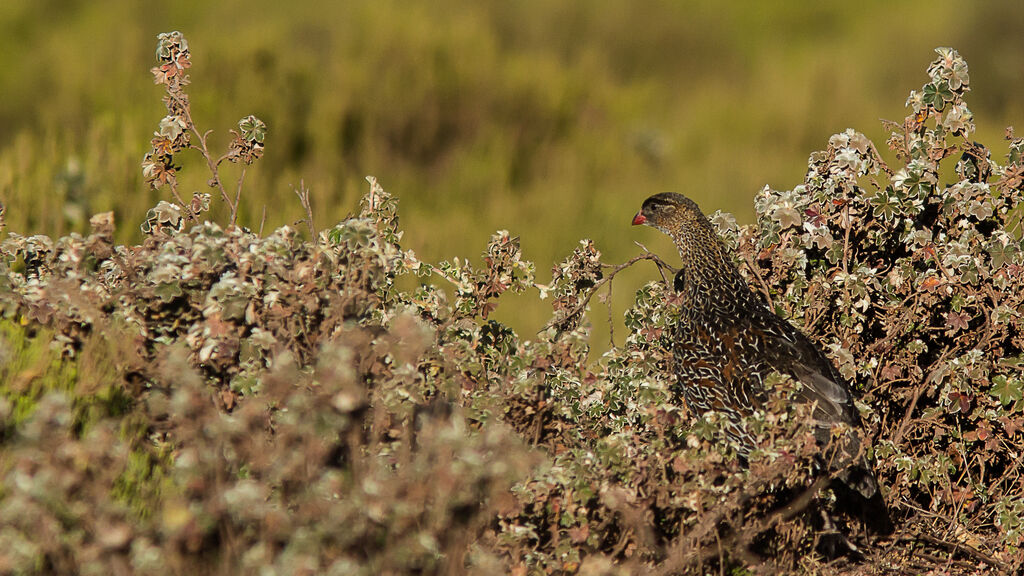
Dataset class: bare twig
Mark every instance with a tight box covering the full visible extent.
[292,180,318,241]
[633,241,675,284]
[258,205,267,237]
[868,139,894,177]
[171,93,238,224]
[541,250,677,333]
[741,252,774,309]
[841,203,852,275]
[916,532,1007,573]
[892,348,955,446]
[653,461,833,576]
[231,166,247,227]
[167,179,196,222]
[605,281,616,348]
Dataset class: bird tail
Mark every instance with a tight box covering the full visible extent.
[833,466,894,535]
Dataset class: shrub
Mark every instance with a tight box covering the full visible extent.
[0,36,1021,575]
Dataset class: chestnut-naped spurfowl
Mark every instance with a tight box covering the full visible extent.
[632,192,892,542]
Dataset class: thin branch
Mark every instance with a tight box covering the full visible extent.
[632,241,675,284]
[839,202,854,342]
[258,205,267,237]
[606,280,615,349]
[772,476,831,523]
[542,251,677,333]
[916,532,1007,573]
[231,166,247,227]
[892,348,955,446]
[292,180,317,242]
[653,473,831,576]
[741,251,774,309]
[868,139,894,177]
[841,203,852,275]
[171,93,236,221]
[167,179,196,222]
[214,151,232,169]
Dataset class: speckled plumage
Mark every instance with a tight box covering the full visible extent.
[634,192,891,535]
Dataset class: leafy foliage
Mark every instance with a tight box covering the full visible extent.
[741,47,1024,570]
[1,39,1023,576]
[143,31,267,228]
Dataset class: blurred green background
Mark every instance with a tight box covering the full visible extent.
[2,0,1022,345]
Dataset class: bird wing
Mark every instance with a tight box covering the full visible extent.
[746,306,858,428]
[745,308,883,497]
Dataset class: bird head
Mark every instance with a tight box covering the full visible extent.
[631,192,707,236]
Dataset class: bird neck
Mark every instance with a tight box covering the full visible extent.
[670,225,759,319]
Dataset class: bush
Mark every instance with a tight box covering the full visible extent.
[0,37,1021,575]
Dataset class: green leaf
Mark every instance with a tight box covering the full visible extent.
[989,241,1019,269]
[991,375,1024,407]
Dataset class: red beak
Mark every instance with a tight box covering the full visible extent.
[632,212,646,226]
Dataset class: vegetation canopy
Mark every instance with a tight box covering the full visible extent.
[0,34,1022,575]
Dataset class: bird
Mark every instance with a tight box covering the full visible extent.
[632,192,892,547]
